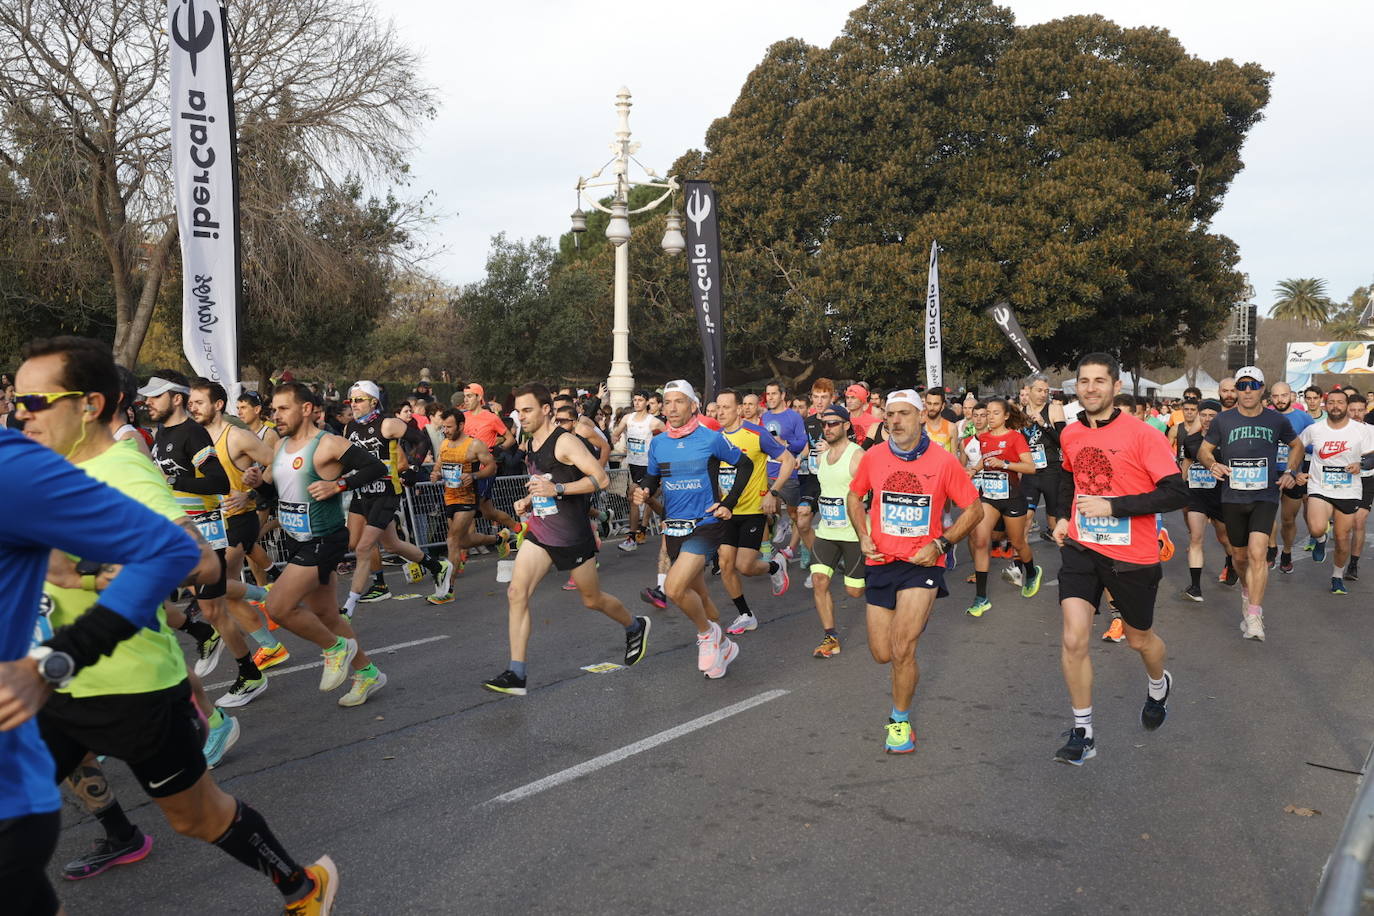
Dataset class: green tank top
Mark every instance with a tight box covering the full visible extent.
[815,439,861,542]
[272,430,345,541]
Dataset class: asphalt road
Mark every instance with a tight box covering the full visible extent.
[50,516,1374,915]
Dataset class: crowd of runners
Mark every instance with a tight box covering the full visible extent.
[3,335,1371,914]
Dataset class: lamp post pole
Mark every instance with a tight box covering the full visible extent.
[571,87,684,411]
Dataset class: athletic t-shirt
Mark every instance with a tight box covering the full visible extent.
[1061,411,1181,565]
[849,439,978,566]
[801,414,824,475]
[1203,409,1297,504]
[45,440,189,698]
[974,429,1032,502]
[760,408,806,480]
[153,417,226,513]
[1300,421,1370,502]
[464,409,509,451]
[1275,408,1315,468]
[719,421,788,515]
[647,425,743,532]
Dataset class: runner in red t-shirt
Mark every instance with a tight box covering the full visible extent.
[1051,353,1188,766]
[848,390,981,755]
[965,397,1042,617]
[461,383,521,535]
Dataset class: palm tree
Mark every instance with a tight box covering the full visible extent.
[1271,278,1332,326]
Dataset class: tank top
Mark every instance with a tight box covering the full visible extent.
[273,430,345,541]
[214,425,253,518]
[524,427,591,547]
[625,413,655,466]
[815,440,861,542]
[344,416,401,496]
[439,437,479,506]
[1024,404,1062,470]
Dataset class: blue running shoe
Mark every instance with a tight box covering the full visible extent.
[1313,538,1327,564]
[1331,577,1347,595]
[203,713,240,768]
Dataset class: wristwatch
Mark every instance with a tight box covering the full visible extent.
[28,646,76,689]
[933,536,952,555]
[554,483,566,498]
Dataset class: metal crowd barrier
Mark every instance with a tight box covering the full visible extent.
[1311,739,1374,914]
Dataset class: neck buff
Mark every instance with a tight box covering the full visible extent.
[355,407,380,424]
[887,429,931,462]
[666,413,702,439]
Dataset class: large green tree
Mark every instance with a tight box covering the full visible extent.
[673,0,1269,388]
[1270,278,1332,326]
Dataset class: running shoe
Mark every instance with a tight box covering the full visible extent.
[193,630,224,678]
[562,576,578,591]
[624,616,651,666]
[965,572,977,584]
[813,634,841,658]
[359,583,391,603]
[1313,537,1327,563]
[618,536,639,553]
[1053,728,1096,766]
[425,592,454,605]
[1304,537,1315,552]
[884,719,915,754]
[1102,617,1125,643]
[777,544,797,562]
[1219,564,1238,586]
[1001,564,1024,587]
[482,669,527,696]
[285,855,339,916]
[63,828,153,881]
[496,529,513,560]
[726,613,758,635]
[770,561,791,596]
[945,543,958,570]
[215,674,268,708]
[965,596,992,618]
[640,586,667,609]
[432,559,454,598]
[1280,556,1294,574]
[1183,584,1204,602]
[338,670,388,707]
[514,521,530,550]
[319,638,358,692]
[1346,558,1360,581]
[1157,527,1175,562]
[1020,564,1043,598]
[203,712,240,767]
[696,621,724,672]
[635,528,647,544]
[1141,670,1171,731]
[798,544,812,569]
[703,638,739,679]
[710,552,721,575]
[804,572,814,589]
[1331,577,1348,596]
[252,643,290,670]
[771,512,792,547]
[1240,613,1265,641]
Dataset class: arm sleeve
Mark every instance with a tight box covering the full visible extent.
[174,452,230,495]
[338,444,388,490]
[1057,467,1077,520]
[2,437,200,632]
[1109,474,1189,517]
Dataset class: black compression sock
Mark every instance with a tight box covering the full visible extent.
[266,565,280,583]
[824,628,838,637]
[732,595,752,616]
[372,570,386,586]
[767,560,780,575]
[95,800,137,844]
[1224,555,1234,571]
[178,617,216,644]
[212,800,307,899]
[236,653,262,681]
[1281,551,1292,564]
[1189,566,1202,589]
[975,571,988,598]
[1267,545,1278,563]
[420,555,442,575]
[1019,559,1035,579]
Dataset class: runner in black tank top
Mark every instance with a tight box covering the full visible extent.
[1179,400,1228,601]
[1023,374,1066,538]
[481,384,650,697]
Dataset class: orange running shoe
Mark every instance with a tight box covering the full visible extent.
[1101,617,1126,643]
[813,634,841,658]
[285,856,338,915]
[1158,527,1175,563]
[252,643,290,670]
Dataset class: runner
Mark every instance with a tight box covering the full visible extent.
[1176,399,1230,602]
[1218,376,1238,410]
[1197,367,1301,640]
[1304,385,1327,421]
[236,389,282,587]
[6,338,338,914]
[1022,374,1066,541]
[965,397,1042,617]
[845,383,880,444]
[740,392,760,424]
[846,389,982,753]
[1346,394,1372,581]
[1296,388,1372,597]
[1052,352,1188,766]
[807,404,866,658]
[714,390,796,636]
[796,378,838,581]
[427,409,511,605]
[254,382,390,708]
[459,383,523,538]
[482,384,648,696]
[760,380,807,559]
[1269,381,1316,573]
[341,380,451,612]
[631,380,755,679]
[611,390,665,551]
[188,378,289,700]
[922,389,960,456]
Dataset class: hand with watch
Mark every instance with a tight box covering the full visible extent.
[0,647,73,730]
[909,535,952,566]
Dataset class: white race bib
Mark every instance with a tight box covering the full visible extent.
[1031,443,1047,470]
[1076,511,1132,546]
[191,509,229,550]
[1322,464,1354,490]
[1187,464,1217,489]
[879,491,931,538]
[278,501,312,542]
[977,471,1010,500]
[818,495,848,528]
[531,494,558,518]
[1229,457,1268,491]
[718,468,736,494]
[442,462,463,488]
[1277,442,1290,465]
[628,436,647,456]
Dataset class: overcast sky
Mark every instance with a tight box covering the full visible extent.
[388,0,1372,311]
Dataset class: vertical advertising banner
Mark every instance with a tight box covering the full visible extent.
[987,301,1042,373]
[683,180,724,402]
[170,0,241,398]
[924,241,942,391]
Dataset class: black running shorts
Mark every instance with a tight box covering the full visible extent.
[798,474,821,512]
[443,502,478,518]
[1221,501,1280,548]
[226,511,260,550]
[1022,465,1059,514]
[284,527,349,585]
[628,463,649,485]
[1361,477,1374,512]
[980,496,1027,519]
[38,679,208,800]
[0,812,60,916]
[721,513,766,551]
[1058,540,1161,631]
[1312,492,1361,517]
[526,533,599,571]
[349,492,402,530]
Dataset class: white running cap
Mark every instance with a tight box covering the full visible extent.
[663,380,700,405]
[349,380,382,401]
[1235,365,1264,385]
[138,376,190,398]
[885,389,922,410]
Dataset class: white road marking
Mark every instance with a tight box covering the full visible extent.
[483,689,791,806]
[205,635,451,690]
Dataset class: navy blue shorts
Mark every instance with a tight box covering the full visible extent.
[666,520,729,562]
[863,561,948,609]
[476,476,495,502]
